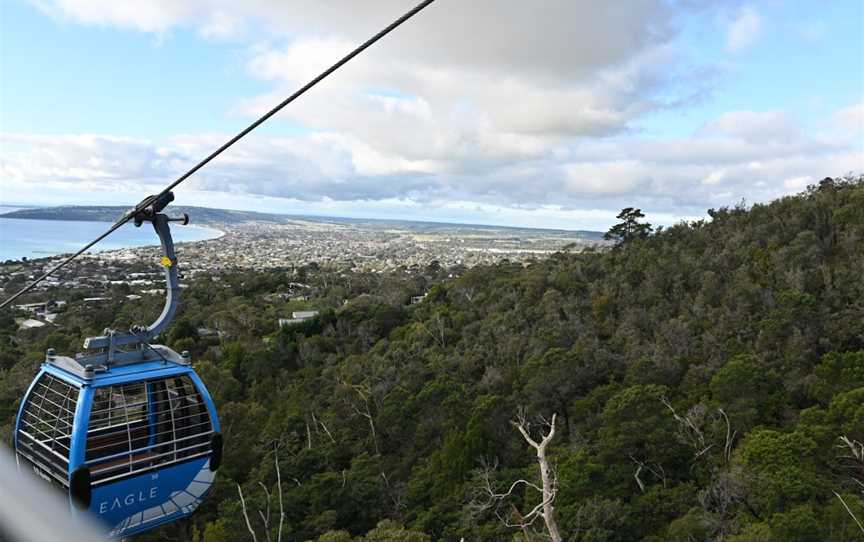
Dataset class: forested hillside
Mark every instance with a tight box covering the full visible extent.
[1,177,863,541]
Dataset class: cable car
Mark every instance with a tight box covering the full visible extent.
[0,4,439,538]
[13,194,222,539]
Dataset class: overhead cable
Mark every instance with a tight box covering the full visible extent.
[0,0,437,309]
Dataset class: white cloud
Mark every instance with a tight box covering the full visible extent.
[702,169,727,185]
[30,0,196,34]
[30,1,677,77]
[3,104,860,225]
[31,0,698,143]
[23,0,706,213]
[564,161,651,196]
[783,176,809,190]
[0,133,170,186]
[726,6,762,53]
[8,1,862,229]
[16,1,708,205]
[835,101,864,136]
[698,110,802,143]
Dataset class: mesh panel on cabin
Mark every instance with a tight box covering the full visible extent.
[86,375,212,484]
[16,373,78,486]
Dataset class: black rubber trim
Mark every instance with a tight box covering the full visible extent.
[70,466,92,510]
[210,433,223,471]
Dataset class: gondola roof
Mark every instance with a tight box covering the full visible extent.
[43,347,192,384]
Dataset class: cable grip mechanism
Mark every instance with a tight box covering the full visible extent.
[80,192,190,366]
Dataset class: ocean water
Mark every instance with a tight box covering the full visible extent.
[0,207,223,262]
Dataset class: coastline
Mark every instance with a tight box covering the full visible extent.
[179,224,226,242]
[0,216,225,262]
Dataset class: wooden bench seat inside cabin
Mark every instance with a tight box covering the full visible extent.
[87,423,150,463]
[91,450,159,477]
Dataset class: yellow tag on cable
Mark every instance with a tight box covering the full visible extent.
[160,256,173,267]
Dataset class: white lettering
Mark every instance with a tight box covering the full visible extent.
[98,486,160,514]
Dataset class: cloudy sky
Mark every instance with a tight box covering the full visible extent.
[1,0,862,230]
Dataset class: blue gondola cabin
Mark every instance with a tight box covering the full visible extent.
[14,348,222,538]
[13,200,222,539]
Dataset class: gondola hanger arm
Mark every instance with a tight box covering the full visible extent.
[0,0,437,309]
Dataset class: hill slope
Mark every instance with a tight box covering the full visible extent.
[1,177,862,541]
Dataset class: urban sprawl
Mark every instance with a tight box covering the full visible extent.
[2,218,603,330]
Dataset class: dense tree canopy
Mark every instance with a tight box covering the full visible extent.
[1,176,862,540]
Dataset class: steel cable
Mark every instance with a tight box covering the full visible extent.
[0,0,436,309]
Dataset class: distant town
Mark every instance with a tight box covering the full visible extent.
[0,205,607,329]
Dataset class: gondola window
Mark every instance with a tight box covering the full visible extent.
[16,373,79,487]
[86,376,213,484]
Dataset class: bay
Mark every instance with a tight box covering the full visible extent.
[0,207,223,262]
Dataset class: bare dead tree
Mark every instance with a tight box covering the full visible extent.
[469,414,562,542]
[661,397,714,462]
[836,436,863,491]
[717,408,736,464]
[345,382,380,455]
[423,313,448,348]
[257,482,273,542]
[237,484,258,542]
[838,435,864,474]
[337,378,382,455]
[237,448,287,542]
[629,455,667,493]
[660,399,740,469]
[470,462,550,539]
[275,449,285,542]
[511,412,562,542]
[833,491,864,535]
[456,284,476,303]
[632,460,646,494]
[834,435,864,534]
[312,411,336,444]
